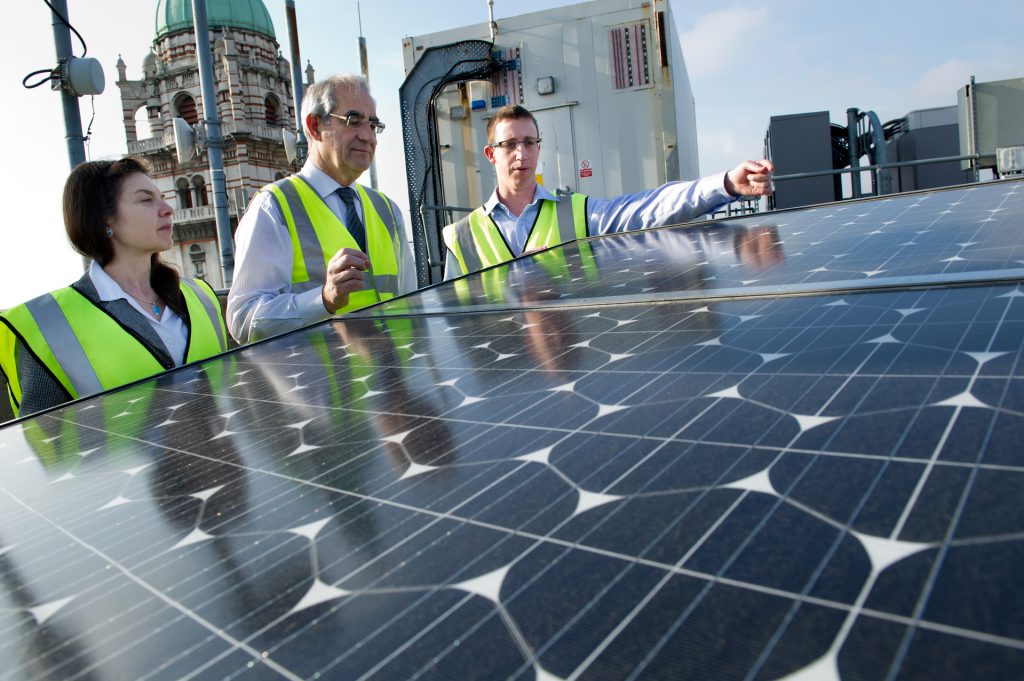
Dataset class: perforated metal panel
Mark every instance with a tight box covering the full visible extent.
[399,40,500,287]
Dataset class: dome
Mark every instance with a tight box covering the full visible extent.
[155,0,276,40]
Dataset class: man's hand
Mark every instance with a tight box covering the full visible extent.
[725,159,775,197]
[322,248,370,314]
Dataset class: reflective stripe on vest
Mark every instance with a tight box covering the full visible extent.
[524,193,587,253]
[264,176,402,313]
[26,293,105,396]
[442,194,589,276]
[442,209,511,276]
[181,279,228,353]
[0,281,227,416]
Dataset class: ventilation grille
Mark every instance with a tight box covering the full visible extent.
[609,23,651,90]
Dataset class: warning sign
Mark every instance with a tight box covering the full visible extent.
[579,160,593,178]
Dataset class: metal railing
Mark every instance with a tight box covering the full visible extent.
[173,205,217,223]
[223,120,284,141]
[125,121,285,156]
[127,132,175,155]
[772,153,981,201]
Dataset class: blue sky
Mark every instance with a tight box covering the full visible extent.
[2,0,1022,308]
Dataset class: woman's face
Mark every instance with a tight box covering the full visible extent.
[107,173,174,261]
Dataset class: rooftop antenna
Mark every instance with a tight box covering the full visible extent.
[487,0,497,41]
[190,0,234,285]
[358,2,378,189]
[46,0,103,169]
[42,0,105,269]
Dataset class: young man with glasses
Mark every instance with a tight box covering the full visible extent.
[227,74,416,343]
[442,104,775,279]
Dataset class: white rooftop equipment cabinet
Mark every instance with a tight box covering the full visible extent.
[399,0,699,285]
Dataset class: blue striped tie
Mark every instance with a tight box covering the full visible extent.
[337,186,367,253]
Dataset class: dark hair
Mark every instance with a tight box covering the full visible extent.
[62,158,185,318]
[486,104,540,143]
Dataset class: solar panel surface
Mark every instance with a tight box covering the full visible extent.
[1,180,1022,680]
[369,180,1024,315]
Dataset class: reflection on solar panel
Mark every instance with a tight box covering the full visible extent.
[2,180,1023,680]
[379,179,1024,315]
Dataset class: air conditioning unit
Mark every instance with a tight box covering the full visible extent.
[996,145,1024,175]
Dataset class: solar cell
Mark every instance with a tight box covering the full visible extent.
[1,180,1022,680]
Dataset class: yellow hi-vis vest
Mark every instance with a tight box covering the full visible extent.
[443,194,589,276]
[264,176,403,313]
[0,279,227,417]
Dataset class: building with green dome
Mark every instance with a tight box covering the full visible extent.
[117,0,313,288]
[154,0,276,41]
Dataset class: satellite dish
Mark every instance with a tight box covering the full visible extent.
[282,128,297,163]
[173,117,196,164]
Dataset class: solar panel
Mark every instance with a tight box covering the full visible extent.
[367,180,1024,316]
[2,180,1023,680]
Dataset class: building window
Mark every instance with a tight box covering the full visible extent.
[265,94,280,126]
[175,93,199,125]
[176,178,193,209]
[133,105,153,139]
[189,244,207,278]
[192,175,208,207]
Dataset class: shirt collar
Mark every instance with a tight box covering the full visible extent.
[483,182,561,216]
[300,160,358,197]
[88,260,130,303]
[534,184,558,202]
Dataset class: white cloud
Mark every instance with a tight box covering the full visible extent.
[680,7,771,79]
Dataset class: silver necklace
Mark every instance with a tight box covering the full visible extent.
[123,287,162,317]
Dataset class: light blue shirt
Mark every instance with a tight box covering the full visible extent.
[444,172,735,279]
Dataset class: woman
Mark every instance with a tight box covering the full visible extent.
[0,158,228,418]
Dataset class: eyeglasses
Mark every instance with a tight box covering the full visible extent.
[488,137,542,151]
[328,113,386,134]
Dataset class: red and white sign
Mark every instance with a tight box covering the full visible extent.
[579,160,593,178]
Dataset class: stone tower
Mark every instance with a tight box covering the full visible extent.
[116,0,309,289]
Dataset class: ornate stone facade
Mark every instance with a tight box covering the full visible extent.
[116,2,308,289]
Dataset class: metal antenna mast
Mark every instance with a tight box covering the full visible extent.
[358,2,378,189]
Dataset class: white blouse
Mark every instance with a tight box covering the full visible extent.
[89,261,188,365]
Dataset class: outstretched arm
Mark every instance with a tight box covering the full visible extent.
[725,160,775,197]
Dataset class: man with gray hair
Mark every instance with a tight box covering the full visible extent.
[227,73,416,343]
